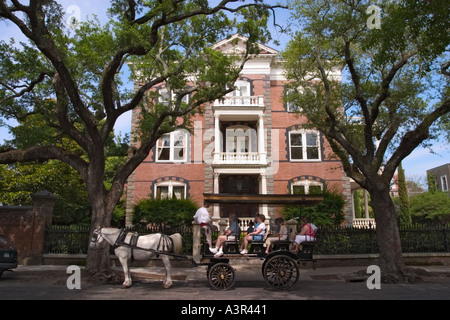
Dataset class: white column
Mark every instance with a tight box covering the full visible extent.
[213,172,220,221]
[259,172,268,217]
[258,114,266,163]
[214,114,221,163]
[193,120,203,164]
[351,190,356,221]
[364,189,369,219]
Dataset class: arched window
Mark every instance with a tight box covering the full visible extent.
[155,181,187,200]
[291,180,323,195]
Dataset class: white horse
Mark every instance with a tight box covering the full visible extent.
[90,227,183,289]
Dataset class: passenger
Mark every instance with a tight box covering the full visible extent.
[193,201,212,248]
[240,214,266,254]
[265,217,288,254]
[291,217,316,253]
[209,213,240,258]
[246,221,255,235]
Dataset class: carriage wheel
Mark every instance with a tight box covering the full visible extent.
[262,255,299,290]
[208,263,235,291]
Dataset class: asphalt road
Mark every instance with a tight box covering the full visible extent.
[1,264,450,301]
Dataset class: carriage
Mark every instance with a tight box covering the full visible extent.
[201,242,317,291]
[90,193,322,291]
[198,193,321,291]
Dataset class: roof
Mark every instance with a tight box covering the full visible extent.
[211,33,279,56]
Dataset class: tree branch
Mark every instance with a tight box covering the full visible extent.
[370,51,415,123]
[0,71,54,105]
[384,97,450,179]
[101,46,148,117]
[0,145,88,179]
[344,39,374,159]
[373,111,401,170]
[52,73,91,152]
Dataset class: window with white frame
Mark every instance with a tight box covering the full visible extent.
[441,175,448,192]
[289,130,320,161]
[285,88,302,112]
[227,80,251,97]
[155,181,186,200]
[156,130,188,162]
[291,180,323,195]
[158,88,189,106]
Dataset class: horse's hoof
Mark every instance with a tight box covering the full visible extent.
[162,283,172,289]
[121,284,131,289]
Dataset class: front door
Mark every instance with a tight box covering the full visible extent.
[219,175,259,219]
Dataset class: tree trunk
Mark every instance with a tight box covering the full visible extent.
[369,188,407,283]
[83,153,117,280]
[85,192,115,281]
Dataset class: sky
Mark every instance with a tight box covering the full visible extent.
[0,0,448,184]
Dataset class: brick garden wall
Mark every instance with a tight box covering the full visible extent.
[0,191,56,265]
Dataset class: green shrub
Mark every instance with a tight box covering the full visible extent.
[410,191,450,224]
[281,186,346,226]
[133,197,200,227]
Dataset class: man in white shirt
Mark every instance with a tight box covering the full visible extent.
[194,201,212,248]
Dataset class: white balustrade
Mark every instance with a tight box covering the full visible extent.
[352,218,376,228]
[214,96,264,108]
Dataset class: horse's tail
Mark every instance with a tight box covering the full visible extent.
[170,233,183,254]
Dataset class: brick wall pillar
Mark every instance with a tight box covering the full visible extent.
[25,191,57,265]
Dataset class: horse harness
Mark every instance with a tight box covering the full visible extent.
[113,229,174,258]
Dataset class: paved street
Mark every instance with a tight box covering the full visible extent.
[1,263,449,301]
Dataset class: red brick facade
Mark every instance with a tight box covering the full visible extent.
[125,35,353,226]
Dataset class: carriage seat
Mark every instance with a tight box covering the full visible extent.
[297,241,316,262]
[248,241,265,254]
[223,239,240,254]
[271,240,292,251]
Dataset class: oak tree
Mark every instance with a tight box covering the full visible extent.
[0,0,284,277]
[283,0,449,282]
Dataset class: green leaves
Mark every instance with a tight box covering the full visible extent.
[133,197,199,226]
[284,0,449,185]
[410,191,450,224]
[0,0,281,231]
[282,187,346,226]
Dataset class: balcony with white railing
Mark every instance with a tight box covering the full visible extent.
[213,95,264,109]
[213,151,267,167]
[352,218,376,229]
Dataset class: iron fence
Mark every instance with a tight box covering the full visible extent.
[43,224,193,255]
[315,224,450,255]
[44,223,449,256]
[43,225,90,254]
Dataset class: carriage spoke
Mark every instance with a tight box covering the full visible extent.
[208,263,235,290]
[263,255,299,290]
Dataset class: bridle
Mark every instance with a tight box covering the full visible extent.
[89,228,103,249]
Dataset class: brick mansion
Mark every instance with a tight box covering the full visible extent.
[125,34,356,227]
